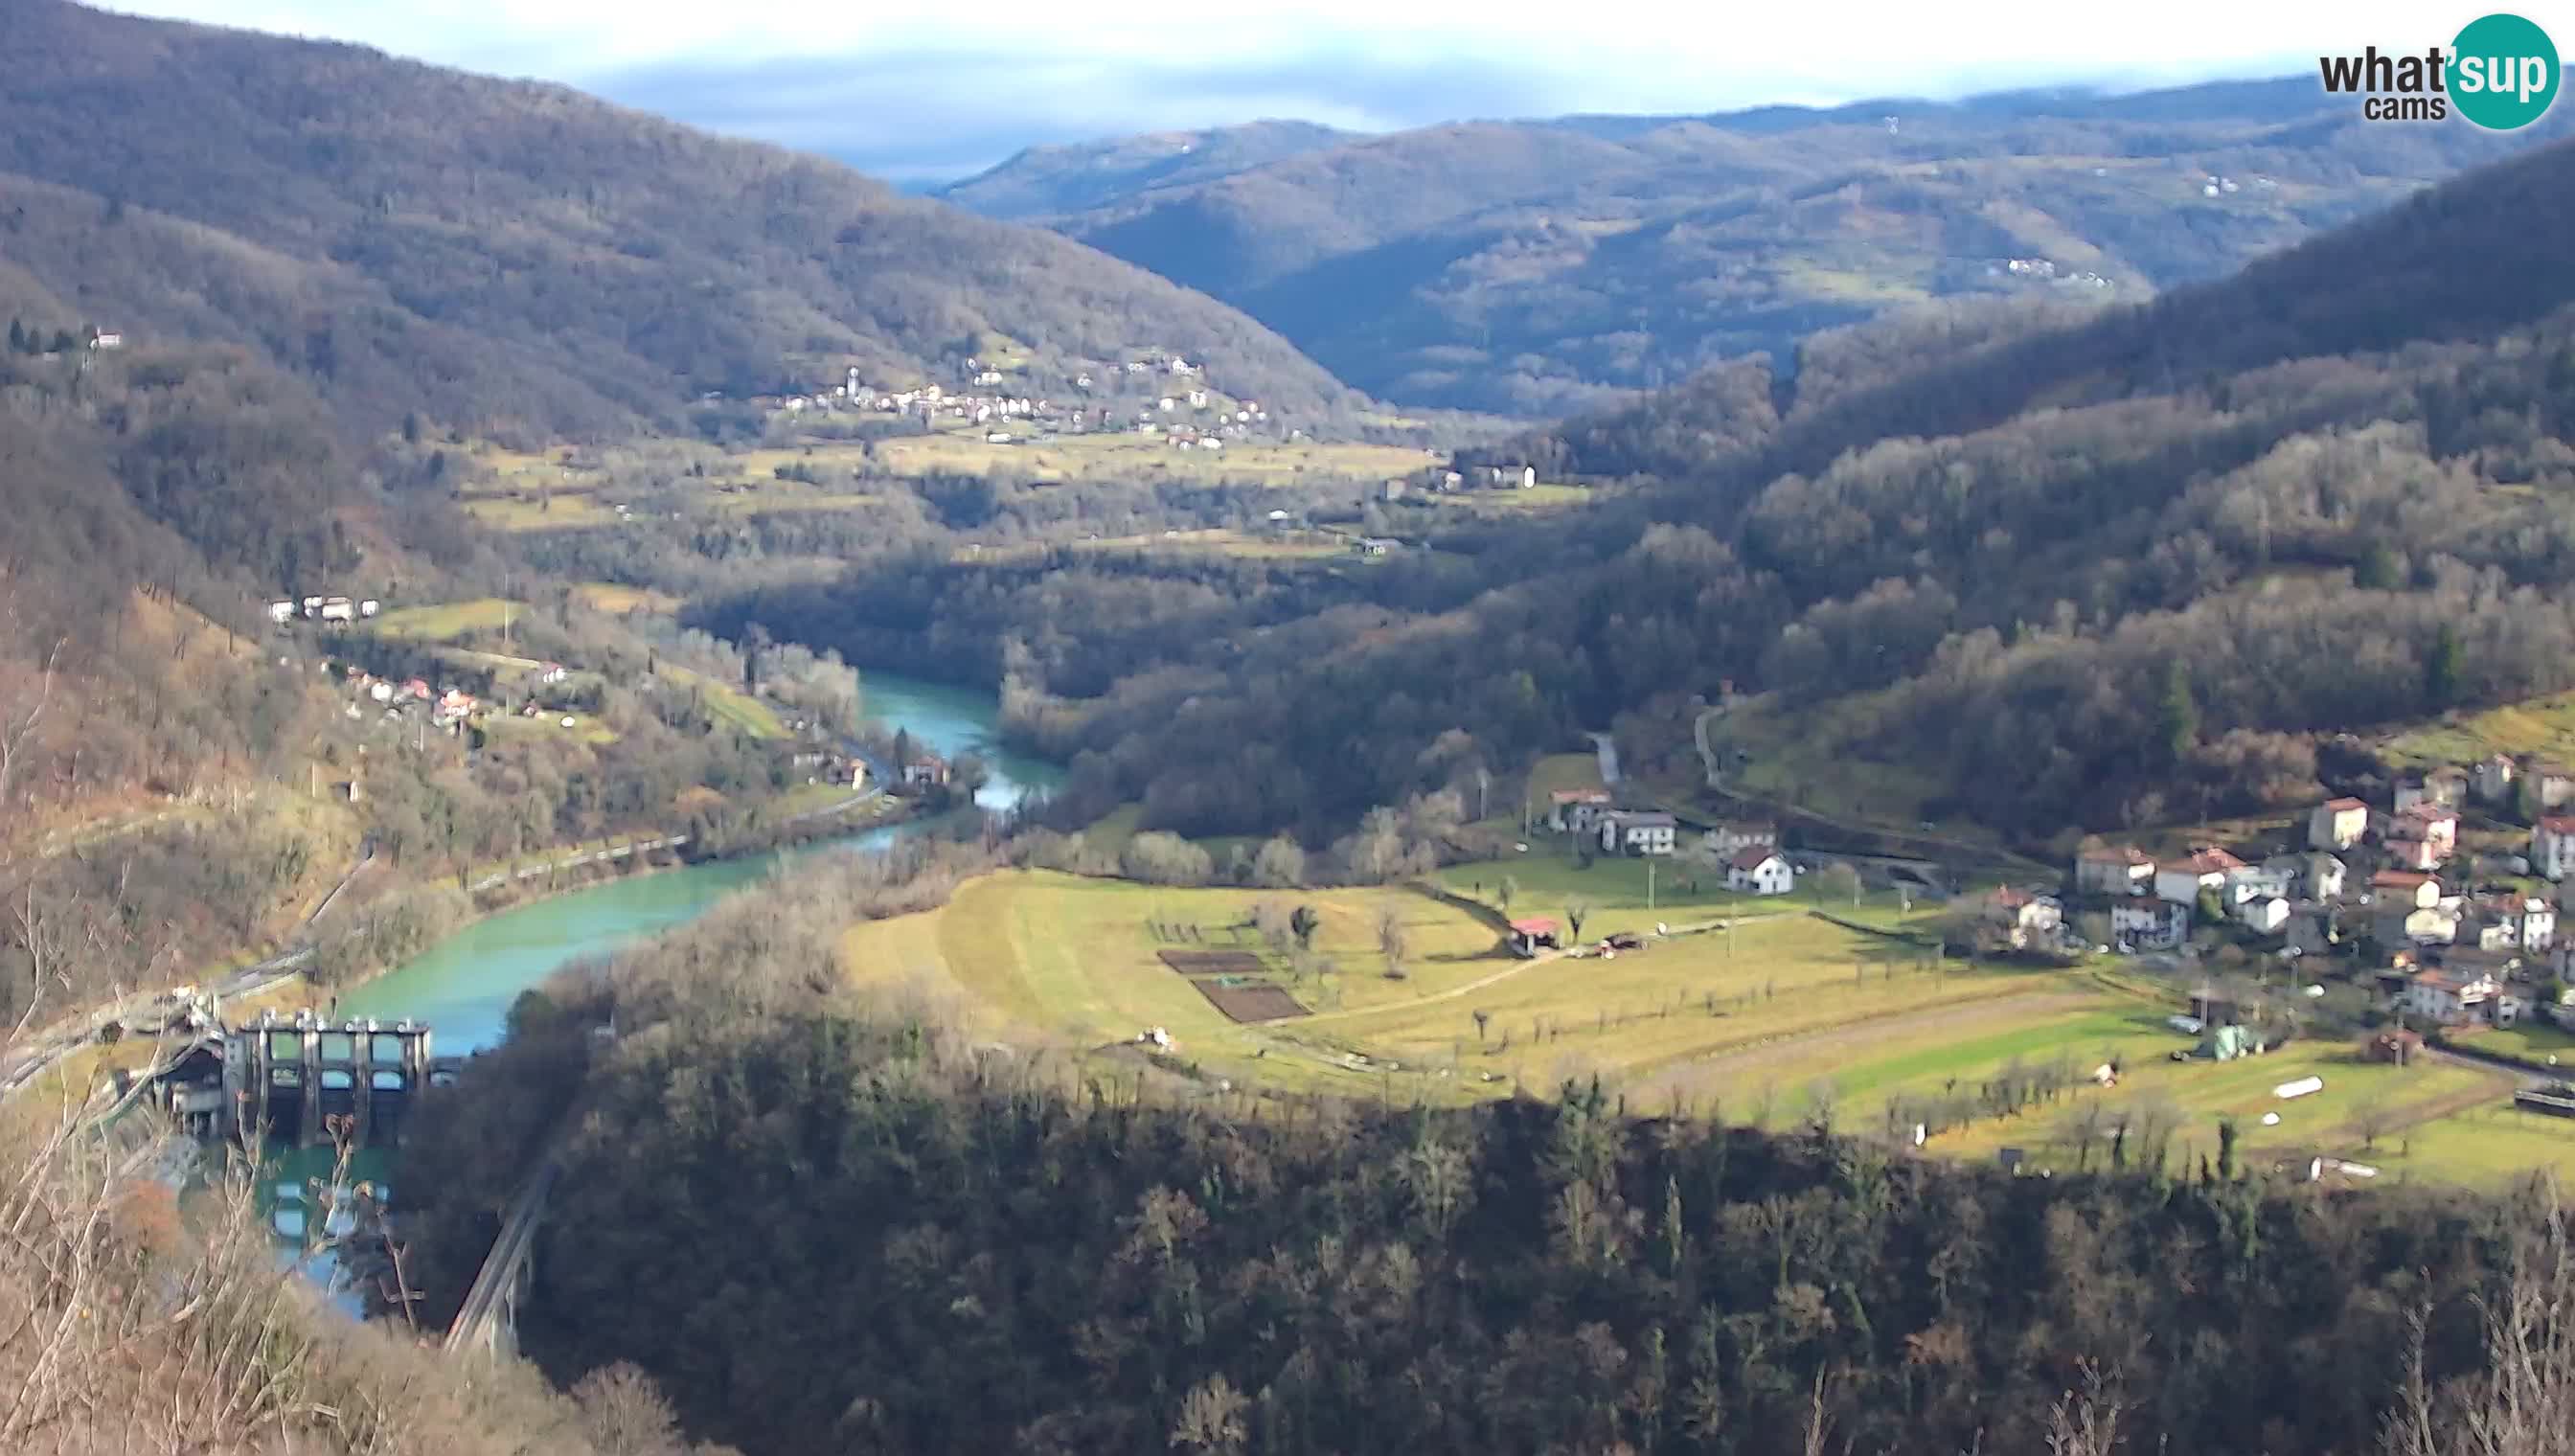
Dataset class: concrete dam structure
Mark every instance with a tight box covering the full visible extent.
[208,1010,448,1147]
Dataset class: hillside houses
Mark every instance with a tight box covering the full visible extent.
[269,593,380,627]
[748,352,1277,450]
[2099,768,2525,944]
[2076,750,2575,1029]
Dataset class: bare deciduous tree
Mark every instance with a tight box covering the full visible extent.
[2386,1194,2574,1456]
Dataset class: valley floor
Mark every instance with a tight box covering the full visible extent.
[839,855,2575,1188]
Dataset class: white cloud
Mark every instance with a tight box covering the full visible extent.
[105,0,2514,177]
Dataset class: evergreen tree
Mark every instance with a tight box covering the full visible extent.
[2158,659,2199,763]
[6,319,23,353]
[2427,624,2464,711]
[2355,540,2402,590]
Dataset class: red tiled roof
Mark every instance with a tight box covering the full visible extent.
[1549,789,1611,804]
[2539,816,2575,835]
[2371,870,2434,890]
[1729,847,1784,872]
[2176,847,2245,875]
[2080,845,2153,864]
[2397,803,2457,822]
[1509,918,1557,935]
[2321,797,2368,813]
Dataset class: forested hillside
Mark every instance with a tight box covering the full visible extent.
[941,79,2570,414]
[725,136,2575,842]
[0,0,1361,440]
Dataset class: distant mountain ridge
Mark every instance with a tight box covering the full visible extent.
[937,120,1356,220]
[0,0,1364,441]
[938,78,2572,415]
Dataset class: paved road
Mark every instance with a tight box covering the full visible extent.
[2424,1039,2558,1089]
[0,848,366,1098]
[1588,732,1622,787]
[1694,703,1727,790]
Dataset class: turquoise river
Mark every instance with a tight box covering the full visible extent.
[332,670,1060,1052]
[262,671,1059,1265]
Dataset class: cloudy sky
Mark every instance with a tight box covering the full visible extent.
[107,2,2475,182]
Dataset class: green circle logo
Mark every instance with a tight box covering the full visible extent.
[2450,12,2560,128]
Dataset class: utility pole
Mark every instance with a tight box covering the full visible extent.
[1648,858,1656,912]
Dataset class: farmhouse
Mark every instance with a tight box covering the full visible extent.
[2384,836,2443,872]
[2073,844,2154,897]
[2368,869,2442,910]
[2155,847,2245,906]
[2402,969,2506,1026]
[2468,893,2555,952]
[2392,803,2458,856]
[1726,848,1794,896]
[902,752,952,787]
[2260,853,2342,901]
[2308,798,2369,851]
[2302,853,2347,901]
[1703,819,1780,859]
[2110,899,2188,950]
[2532,816,2575,880]
[2395,767,2468,812]
[1506,918,1559,957]
[2397,905,2462,945]
[2527,762,2575,811]
[1979,887,2063,950]
[2475,754,2518,804]
[2237,897,2291,935]
[1547,789,1612,832]
[2222,863,2293,906]
[1598,810,1676,857]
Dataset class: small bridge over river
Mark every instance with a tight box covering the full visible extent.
[443,1148,564,1359]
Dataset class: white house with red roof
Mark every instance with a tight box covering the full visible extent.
[2533,816,2575,880]
[2393,802,2458,857]
[2073,844,2154,897]
[2154,846,2245,906]
[2308,798,2369,851]
[2404,969,2504,1026]
[2385,836,2443,872]
[2369,869,2442,910]
[1726,848,1794,896]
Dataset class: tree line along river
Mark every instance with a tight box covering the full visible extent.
[262,671,1059,1262]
